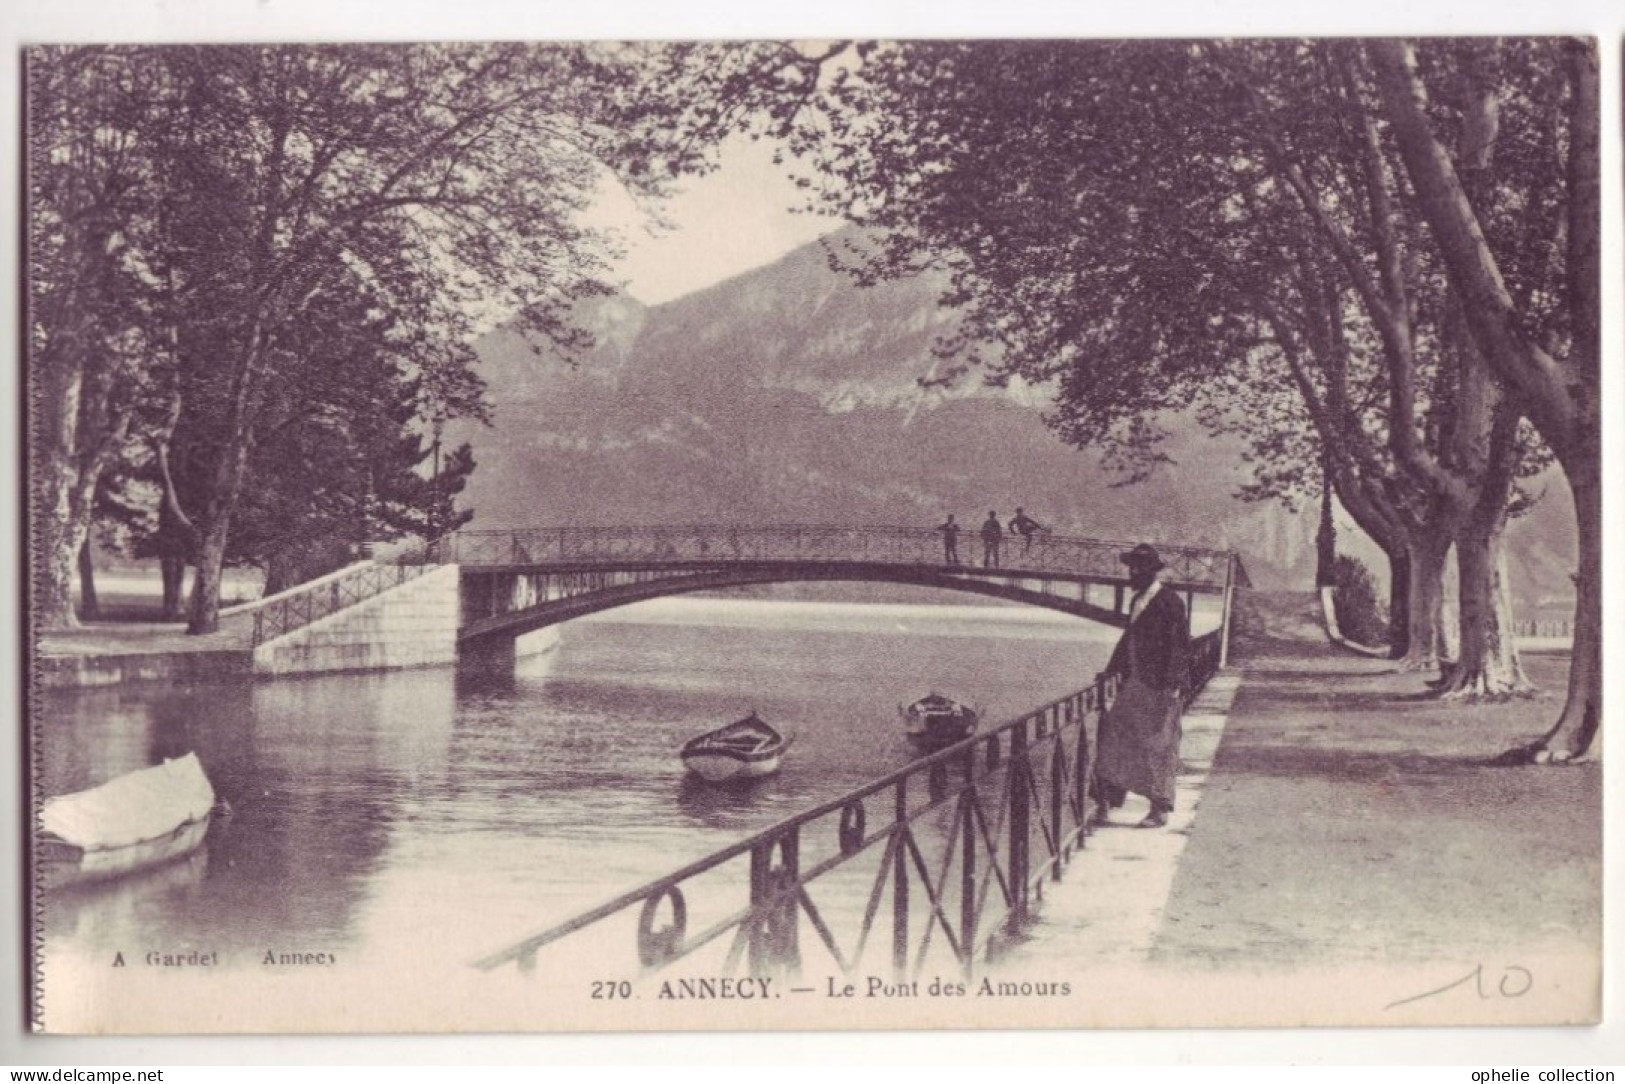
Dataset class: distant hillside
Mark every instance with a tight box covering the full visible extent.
[448,231,1577,614]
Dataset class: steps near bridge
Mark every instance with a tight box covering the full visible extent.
[250,564,462,676]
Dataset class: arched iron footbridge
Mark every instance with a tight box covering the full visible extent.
[439,525,1249,666]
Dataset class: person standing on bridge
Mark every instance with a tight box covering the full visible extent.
[980,511,1003,569]
[1093,543,1189,830]
[1008,507,1045,556]
[936,514,961,565]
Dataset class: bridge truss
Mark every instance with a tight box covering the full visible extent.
[444,525,1247,662]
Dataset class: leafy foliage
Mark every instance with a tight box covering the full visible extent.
[1331,554,1390,648]
[29,42,765,628]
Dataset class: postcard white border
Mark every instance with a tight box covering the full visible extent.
[3,0,1622,1066]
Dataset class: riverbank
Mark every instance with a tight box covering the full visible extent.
[34,620,253,689]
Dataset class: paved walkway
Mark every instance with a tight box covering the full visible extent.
[36,572,261,658]
[35,594,253,688]
[990,592,1599,1026]
[38,620,251,657]
[992,672,1241,973]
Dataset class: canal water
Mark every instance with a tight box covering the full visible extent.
[40,595,1127,993]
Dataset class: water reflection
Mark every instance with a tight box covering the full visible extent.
[47,845,211,946]
[40,599,1114,977]
[675,771,790,830]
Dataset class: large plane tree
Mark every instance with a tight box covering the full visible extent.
[769,38,1594,749]
[1370,40,1599,759]
[29,48,170,631]
[29,42,807,633]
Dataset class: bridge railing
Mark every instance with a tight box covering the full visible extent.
[444,525,1237,589]
[473,629,1225,983]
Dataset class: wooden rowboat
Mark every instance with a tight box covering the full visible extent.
[40,753,217,892]
[680,714,792,783]
[900,693,979,748]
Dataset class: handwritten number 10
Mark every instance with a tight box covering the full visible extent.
[1494,965,1534,998]
[1385,964,1532,1011]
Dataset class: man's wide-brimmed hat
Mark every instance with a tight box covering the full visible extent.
[1120,543,1165,571]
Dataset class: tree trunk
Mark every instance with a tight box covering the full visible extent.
[37,501,85,631]
[35,379,131,630]
[1386,547,1411,660]
[161,554,187,621]
[77,539,99,620]
[35,345,88,631]
[1371,41,1600,761]
[1431,386,1528,699]
[1438,518,1530,698]
[186,439,251,635]
[34,329,134,631]
[1399,534,1450,672]
[155,498,192,620]
[1529,463,1600,761]
[187,516,231,635]
[1316,457,1337,588]
[263,550,296,598]
[186,317,264,635]
[1528,46,1602,762]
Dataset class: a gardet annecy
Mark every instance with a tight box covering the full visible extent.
[24,38,1600,1033]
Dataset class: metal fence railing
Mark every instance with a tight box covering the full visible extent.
[473,629,1225,983]
[1513,619,1574,639]
[226,543,443,648]
[442,525,1241,591]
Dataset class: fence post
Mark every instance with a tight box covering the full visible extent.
[774,833,802,978]
[749,834,801,980]
[960,755,978,977]
[1049,722,1064,877]
[893,780,909,981]
[1219,552,1237,668]
[1075,690,1094,837]
[748,841,773,977]
[1009,721,1030,922]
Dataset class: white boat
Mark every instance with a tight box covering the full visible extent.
[40,753,216,891]
[900,693,979,748]
[680,714,792,783]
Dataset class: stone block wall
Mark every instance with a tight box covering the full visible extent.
[252,565,461,676]
[38,650,254,690]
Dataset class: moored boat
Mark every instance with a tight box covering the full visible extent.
[40,753,217,891]
[680,714,792,783]
[900,693,979,748]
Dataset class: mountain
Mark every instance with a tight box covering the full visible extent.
[448,231,1577,614]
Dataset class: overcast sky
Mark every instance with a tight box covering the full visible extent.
[593,135,844,306]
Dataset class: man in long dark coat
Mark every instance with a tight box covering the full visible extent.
[1094,544,1190,829]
